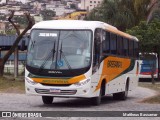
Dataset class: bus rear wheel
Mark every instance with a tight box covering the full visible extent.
[113,83,128,100]
[42,96,54,104]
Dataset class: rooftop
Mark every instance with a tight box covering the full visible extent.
[32,20,110,30]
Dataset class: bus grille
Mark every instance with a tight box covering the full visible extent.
[41,83,71,87]
[35,88,77,95]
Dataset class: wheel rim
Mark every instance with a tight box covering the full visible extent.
[125,84,128,97]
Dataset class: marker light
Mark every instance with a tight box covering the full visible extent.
[25,77,37,85]
[74,78,91,87]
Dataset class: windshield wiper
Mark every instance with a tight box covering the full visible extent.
[30,39,35,49]
[52,41,56,64]
[38,41,56,72]
[59,42,72,69]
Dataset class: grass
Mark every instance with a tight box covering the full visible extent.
[0,76,25,94]
[138,81,160,104]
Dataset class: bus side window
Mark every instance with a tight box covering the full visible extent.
[134,41,139,58]
[93,29,101,67]
[102,31,110,53]
[110,33,117,55]
[117,36,123,55]
[129,40,134,57]
[123,38,129,56]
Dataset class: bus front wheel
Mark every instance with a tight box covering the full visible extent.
[42,96,54,104]
[91,87,102,106]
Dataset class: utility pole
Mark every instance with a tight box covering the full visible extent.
[14,47,18,78]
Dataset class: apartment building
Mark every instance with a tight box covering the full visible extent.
[80,0,103,11]
[0,21,9,34]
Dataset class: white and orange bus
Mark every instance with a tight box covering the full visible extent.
[25,20,139,105]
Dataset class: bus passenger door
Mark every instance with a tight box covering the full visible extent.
[92,29,104,91]
[92,29,107,94]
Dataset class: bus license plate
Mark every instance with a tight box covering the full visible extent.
[50,88,61,93]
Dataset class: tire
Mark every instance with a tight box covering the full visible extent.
[92,87,102,106]
[42,96,54,104]
[113,83,128,100]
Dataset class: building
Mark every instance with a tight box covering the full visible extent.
[45,3,75,16]
[80,0,103,11]
[0,21,9,34]
[0,7,9,14]
[33,15,43,23]
[0,0,6,4]
[0,21,8,30]
[0,35,29,74]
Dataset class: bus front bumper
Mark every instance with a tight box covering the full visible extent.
[25,77,97,98]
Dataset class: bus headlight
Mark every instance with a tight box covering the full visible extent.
[25,77,37,85]
[74,78,91,87]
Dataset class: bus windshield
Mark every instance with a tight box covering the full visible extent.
[27,29,92,72]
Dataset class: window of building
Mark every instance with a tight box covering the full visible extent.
[19,61,22,65]
[5,61,10,65]
[11,61,14,65]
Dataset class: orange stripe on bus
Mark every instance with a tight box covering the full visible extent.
[31,74,86,84]
[94,57,131,91]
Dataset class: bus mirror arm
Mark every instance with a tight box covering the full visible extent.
[20,35,30,51]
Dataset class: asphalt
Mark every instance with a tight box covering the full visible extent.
[0,87,159,120]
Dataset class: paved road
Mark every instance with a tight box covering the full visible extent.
[0,87,160,120]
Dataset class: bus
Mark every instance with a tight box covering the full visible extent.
[139,53,158,79]
[25,20,139,105]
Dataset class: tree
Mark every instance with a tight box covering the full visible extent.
[40,9,56,20]
[127,19,160,82]
[5,29,16,35]
[85,0,136,31]
[151,9,160,20]
[13,16,28,27]
[127,19,160,53]
[0,15,6,21]
[134,0,160,23]
[86,0,160,31]
[0,11,34,76]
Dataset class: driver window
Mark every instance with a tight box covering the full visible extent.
[93,28,101,67]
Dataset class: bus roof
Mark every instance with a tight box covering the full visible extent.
[32,20,138,41]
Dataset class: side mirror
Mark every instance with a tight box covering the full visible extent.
[20,40,25,51]
[27,35,30,39]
